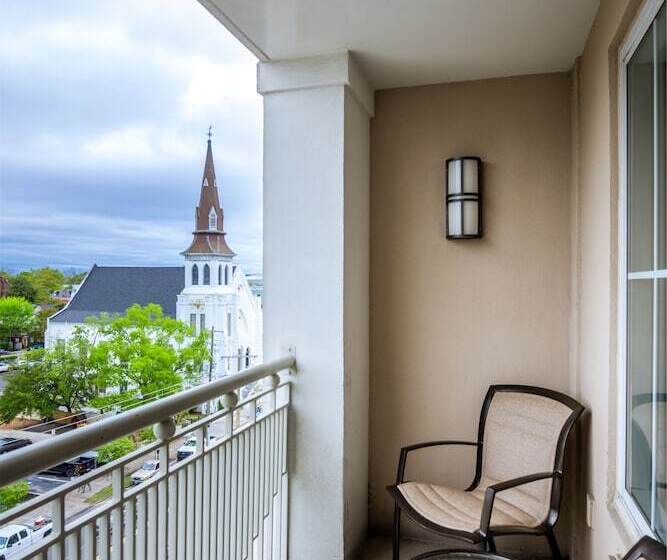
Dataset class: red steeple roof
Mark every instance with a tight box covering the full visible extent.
[182,136,236,257]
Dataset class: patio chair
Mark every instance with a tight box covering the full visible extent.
[622,535,665,560]
[387,385,584,559]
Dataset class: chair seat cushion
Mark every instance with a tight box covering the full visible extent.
[397,481,541,534]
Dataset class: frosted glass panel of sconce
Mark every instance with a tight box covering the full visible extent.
[448,200,462,235]
[463,159,479,193]
[448,159,462,194]
[463,200,479,235]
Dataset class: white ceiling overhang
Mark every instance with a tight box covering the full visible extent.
[198,0,599,90]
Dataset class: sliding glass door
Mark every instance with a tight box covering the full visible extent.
[625,2,666,541]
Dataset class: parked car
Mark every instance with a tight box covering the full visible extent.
[176,435,217,461]
[29,343,44,350]
[0,364,9,374]
[0,438,31,455]
[130,459,159,485]
[40,451,97,478]
[0,520,52,559]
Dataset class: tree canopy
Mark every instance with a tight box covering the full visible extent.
[0,327,99,421]
[7,275,37,302]
[90,303,210,408]
[0,297,36,345]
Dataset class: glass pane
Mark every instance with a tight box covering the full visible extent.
[659,6,667,270]
[448,160,461,195]
[462,159,479,193]
[448,201,461,236]
[463,200,479,235]
[627,279,654,521]
[656,278,666,541]
[628,25,655,273]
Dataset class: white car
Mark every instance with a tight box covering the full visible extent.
[0,521,51,559]
[176,435,216,461]
[130,459,160,486]
[0,364,9,374]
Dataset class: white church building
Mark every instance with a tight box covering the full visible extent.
[45,138,262,379]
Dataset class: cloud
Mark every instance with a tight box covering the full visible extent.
[0,0,262,274]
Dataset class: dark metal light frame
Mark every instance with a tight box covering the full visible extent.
[445,156,483,239]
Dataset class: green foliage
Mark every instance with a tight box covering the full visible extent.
[0,297,36,346]
[0,480,30,512]
[96,437,136,464]
[136,426,157,444]
[89,304,210,406]
[0,327,99,422]
[25,268,65,303]
[7,275,37,303]
[65,271,86,284]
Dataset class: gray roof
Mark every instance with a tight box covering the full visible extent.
[50,265,184,323]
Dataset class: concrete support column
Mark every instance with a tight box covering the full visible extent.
[258,52,373,559]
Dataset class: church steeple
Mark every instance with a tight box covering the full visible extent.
[182,132,235,257]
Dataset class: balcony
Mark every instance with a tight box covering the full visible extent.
[0,356,294,560]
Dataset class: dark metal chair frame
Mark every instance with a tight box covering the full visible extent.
[387,385,585,560]
[622,535,666,560]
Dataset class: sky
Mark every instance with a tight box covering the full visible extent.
[0,0,263,274]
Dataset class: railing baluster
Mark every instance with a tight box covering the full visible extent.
[123,498,136,558]
[147,485,157,560]
[111,468,124,560]
[223,439,232,560]
[194,428,204,560]
[202,446,212,560]
[177,467,187,560]
[99,512,110,560]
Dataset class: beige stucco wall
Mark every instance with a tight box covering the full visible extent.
[571,0,643,558]
[369,72,573,552]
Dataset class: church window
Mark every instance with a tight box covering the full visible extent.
[203,264,210,285]
[200,313,206,333]
[227,312,232,335]
[190,313,196,332]
[208,208,217,230]
[218,264,223,285]
[224,265,229,285]
[192,264,199,285]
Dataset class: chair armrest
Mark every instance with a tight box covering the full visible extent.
[395,440,479,484]
[479,471,560,536]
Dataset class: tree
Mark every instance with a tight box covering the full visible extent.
[0,297,36,348]
[90,304,210,408]
[27,268,65,303]
[7,275,37,302]
[0,328,99,422]
[0,481,29,512]
[96,437,136,464]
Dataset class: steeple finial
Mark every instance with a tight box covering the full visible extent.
[207,125,213,141]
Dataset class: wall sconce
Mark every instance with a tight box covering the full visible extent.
[445,156,483,239]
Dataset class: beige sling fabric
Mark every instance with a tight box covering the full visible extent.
[397,390,572,533]
[480,392,571,523]
[397,481,540,533]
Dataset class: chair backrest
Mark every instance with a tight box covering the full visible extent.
[623,535,666,560]
[475,385,584,524]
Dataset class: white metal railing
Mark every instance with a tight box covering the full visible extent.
[0,354,295,560]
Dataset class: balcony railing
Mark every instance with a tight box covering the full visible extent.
[0,354,295,560]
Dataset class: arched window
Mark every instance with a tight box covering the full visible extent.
[203,264,210,285]
[218,264,223,285]
[191,264,199,285]
[245,347,251,367]
[208,208,217,231]
[224,265,229,285]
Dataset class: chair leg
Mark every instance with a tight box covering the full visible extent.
[485,537,497,553]
[393,503,401,560]
[546,530,564,560]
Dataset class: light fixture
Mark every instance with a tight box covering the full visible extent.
[445,156,483,239]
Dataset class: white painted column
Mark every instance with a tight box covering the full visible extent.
[258,52,372,559]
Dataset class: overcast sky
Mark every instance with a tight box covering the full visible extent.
[0,0,262,274]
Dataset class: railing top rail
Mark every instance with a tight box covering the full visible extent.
[0,354,295,487]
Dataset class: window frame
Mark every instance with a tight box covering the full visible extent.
[617,0,666,539]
